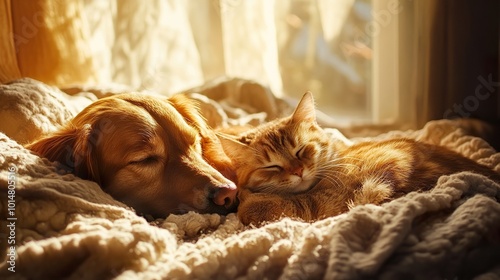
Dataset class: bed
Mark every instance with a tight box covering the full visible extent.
[1,78,500,279]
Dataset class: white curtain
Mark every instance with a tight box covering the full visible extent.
[78,0,500,127]
[81,0,283,95]
[1,0,374,125]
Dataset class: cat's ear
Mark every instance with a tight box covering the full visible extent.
[216,132,253,162]
[291,91,316,123]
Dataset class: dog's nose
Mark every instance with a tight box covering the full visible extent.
[213,184,237,208]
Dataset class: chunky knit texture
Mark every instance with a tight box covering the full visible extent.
[1,79,499,279]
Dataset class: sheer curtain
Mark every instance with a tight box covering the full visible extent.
[1,0,369,108]
[1,0,283,94]
[83,0,286,95]
[3,0,496,128]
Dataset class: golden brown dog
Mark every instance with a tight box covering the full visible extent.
[26,93,238,216]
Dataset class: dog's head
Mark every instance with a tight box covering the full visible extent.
[26,93,238,216]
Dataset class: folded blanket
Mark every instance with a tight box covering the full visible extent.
[1,78,499,279]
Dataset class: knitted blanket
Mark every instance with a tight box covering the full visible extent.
[1,78,500,279]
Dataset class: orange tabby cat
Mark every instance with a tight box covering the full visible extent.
[220,92,500,225]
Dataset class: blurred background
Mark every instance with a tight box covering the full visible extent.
[1,0,499,129]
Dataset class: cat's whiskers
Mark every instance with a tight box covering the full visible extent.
[320,154,362,164]
[317,162,358,174]
[319,173,345,189]
[316,160,363,188]
[326,155,363,164]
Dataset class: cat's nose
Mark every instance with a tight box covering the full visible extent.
[291,167,303,177]
[213,184,237,208]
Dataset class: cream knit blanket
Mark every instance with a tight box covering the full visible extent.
[1,79,499,279]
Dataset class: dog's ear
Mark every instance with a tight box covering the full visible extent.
[168,94,210,131]
[26,124,101,184]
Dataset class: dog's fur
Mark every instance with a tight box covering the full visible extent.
[26,93,238,216]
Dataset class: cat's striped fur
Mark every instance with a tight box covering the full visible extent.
[220,92,500,225]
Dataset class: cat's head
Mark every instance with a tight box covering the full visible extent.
[220,92,336,194]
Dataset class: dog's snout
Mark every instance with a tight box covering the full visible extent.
[213,184,237,208]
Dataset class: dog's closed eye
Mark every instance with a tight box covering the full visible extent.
[128,155,161,165]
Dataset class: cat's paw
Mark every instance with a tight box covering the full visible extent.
[237,193,284,226]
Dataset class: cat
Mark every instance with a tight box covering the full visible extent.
[219,92,500,226]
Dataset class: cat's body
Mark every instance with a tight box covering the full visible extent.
[220,92,500,225]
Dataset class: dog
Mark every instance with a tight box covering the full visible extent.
[26,93,238,217]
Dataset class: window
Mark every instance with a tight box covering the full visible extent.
[275,0,411,126]
[276,0,374,125]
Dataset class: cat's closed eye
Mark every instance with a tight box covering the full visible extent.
[262,165,283,172]
[296,144,317,160]
[295,146,305,159]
